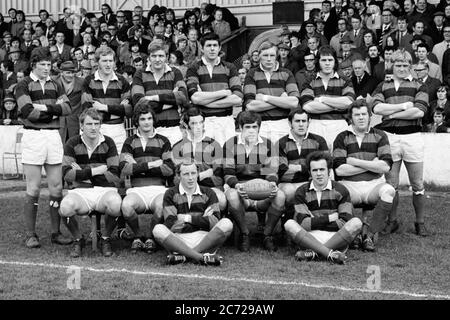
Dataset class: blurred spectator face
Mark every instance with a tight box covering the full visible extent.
[131,43,140,53]
[352,60,365,77]
[368,46,379,58]
[404,0,413,13]
[17,71,25,82]
[238,68,247,84]
[188,29,198,41]
[340,11,348,20]
[305,23,315,35]
[417,47,428,61]
[9,9,16,19]
[39,11,48,21]
[188,15,196,26]
[437,87,447,100]
[3,34,12,44]
[116,12,125,22]
[169,52,178,65]
[386,36,395,47]
[155,25,165,37]
[341,41,351,52]
[203,39,221,61]
[259,46,277,70]
[251,50,259,62]
[282,35,290,46]
[413,22,424,35]
[414,64,428,79]
[17,12,24,22]
[279,47,289,59]
[62,70,75,83]
[214,10,223,21]
[83,33,92,45]
[176,21,184,31]
[35,26,44,37]
[411,39,422,50]
[347,7,355,17]
[242,59,251,70]
[307,38,319,51]
[100,23,108,32]
[446,5,450,18]
[46,18,54,27]
[64,8,71,19]
[82,68,91,77]
[103,34,111,42]
[4,100,16,111]
[165,24,173,35]
[290,35,299,47]
[178,39,187,50]
[384,49,393,62]
[342,66,352,78]
[351,17,361,30]
[417,0,426,11]
[102,5,109,15]
[434,112,444,125]
[135,28,143,38]
[149,49,166,71]
[91,18,99,28]
[363,33,373,45]
[133,59,144,70]
[397,19,407,32]
[23,29,32,41]
[32,39,41,46]
[338,19,347,32]
[50,46,59,59]
[335,0,343,10]
[74,50,84,61]
[108,26,117,36]
[24,20,33,30]
[56,32,65,44]
[382,10,393,24]
[434,15,444,27]
[316,21,325,32]
[322,3,331,13]
[166,11,175,21]
[444,26,450,41]
[11,39,20,49]
[134,6,143,17]
[304,54,315,70]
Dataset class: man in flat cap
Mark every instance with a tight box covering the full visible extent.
[8,47,28,73]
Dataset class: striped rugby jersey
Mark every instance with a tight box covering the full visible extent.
[223,134,278,188]
[277,131,328,183]
[186,57,243,117]
[16,73,71,129]
[172,135,223,188]
[131,65,188,127]
[119,131,175,187]
[81,71,132,125]
[163,184,220,233]
[294,180,353,232]
[300,72,355,120]
[333,126,393,182]
[243,64,300,121]
[372,76,429,134]
[63,134,120,188]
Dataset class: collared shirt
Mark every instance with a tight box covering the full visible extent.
[56,43,64,54]
[94,70,119,94]
[316,71,340,90]
[309,179,333,206]
[201,56,221,78]
[136,129,157,150]
[81,133,106,158]
[288,130,309,154]
[259,61,280,83]
[346,124,369,147]
[30,72,52,93]
[179,183,202,208]
[393,74,413,91]
[145,63,173,84]
[237,133,264,156]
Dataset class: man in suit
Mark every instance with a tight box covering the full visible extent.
[55,61,85,142]
[115,11,129,38]
[322,0,338,41]
[132,25,150,55]
[432,24,450,67]
[373,46,395,83]
[412,20,434,50]
[55,31,72,62]
[391,16,414,54]
[8,47,28,73]
[352,59,378,98]
[330,18,350,54]
[413,61,441,103]
[412,43,442,81]
[350,15,366,49]
[427,11,445,45]
[20,29,35,60]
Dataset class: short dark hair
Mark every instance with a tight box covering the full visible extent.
[417,42,429,52]
[175,159,199,176]
[170,50,184,65]
[122,65,136,77]
[132,56,143,64]
[200,32,221,47]
[316,45,339,71]
[238,111,262,128]
[181,107,205,130]
[288,108,309,123]
[132,100,157,128]
[306,151,332,173]
[30,47,52,65]
[348,98,372,118]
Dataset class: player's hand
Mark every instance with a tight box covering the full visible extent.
[280,92,288,97]
[335,219,345,229]
[148,159,163,169]
[32,103,47,111]
[403,102,413,110]
[71,162,82,170]
[124,154,137,164]
[177,214,192,223]
[222,89,232,96]
[203,206,214,217]
[268,181,278,198]
[92,164,108,176]
[3,119,11,125]
[328,212,339,222]
[223,184,230,193]
[120,98,130,105]
[93,101,108,111]
[235,183,249,199]
[199,168,213,181]
[56,98,65,105]
[255,93,265,101]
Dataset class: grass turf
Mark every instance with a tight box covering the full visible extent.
[0,192,449,300]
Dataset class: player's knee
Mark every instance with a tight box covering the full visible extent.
[121,197,137,219]
[153,224,170,243]
[344,217,363,235]
[215,218,233,235]
[105,194,122,217]
[59,197,76,217]
[410,180,424,194]
[379,184,395,202]
[273,189,286,206]
[284,219,302,237]
[225,188,240,206]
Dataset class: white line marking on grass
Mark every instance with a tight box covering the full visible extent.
[1,259,449,299]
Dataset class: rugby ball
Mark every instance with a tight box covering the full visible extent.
[244,179,274,200]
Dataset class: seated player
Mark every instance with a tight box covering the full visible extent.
[277,108,328,225]
[244,41,300,144]
[59,108,122,257]
[284,151,362,264]
[333,99,395,251]
[131,41,188,146]
[120,102,175,253]
[172,107,227,213]
[153,161,233,266]
[224,111,285,252]
[186,32,243,146]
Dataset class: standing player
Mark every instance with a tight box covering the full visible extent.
[120,102,175,253]
[333,100,395,251]
[186,32,243,146]
[59,108,122,257]
[372,49,429,236]
[16,47,73,248]
[224,111,285,252]
[131,42,188,146]
[172,107,226,214]
[284,151,362,264]
[244,41,300,144]
[300,46,355,149]
[153,161,233,266]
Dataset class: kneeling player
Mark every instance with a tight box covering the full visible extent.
[333,100,395,251]
[59,108,122,257]
[224,111,285,252]
[153,161,233,266]
[284,151,362,264]
[120,102,175,253]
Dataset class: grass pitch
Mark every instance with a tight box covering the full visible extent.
[0,189,449,300]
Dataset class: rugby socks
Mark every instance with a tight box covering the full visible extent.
[103,214,117,238]
[24,194,39,237]
[116,216,127,230]
[125,215,141,238]
[369,200,392,234]
[194,219,233,253]
[413,193,425,224]
[263,205,282,237]
[49,196,62,234]
[324,218,362,250]
[228,206,249,235]
[159,232,203,262]
[285,220,330,257]
[62,217,81,240]
[388,191,399,222]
